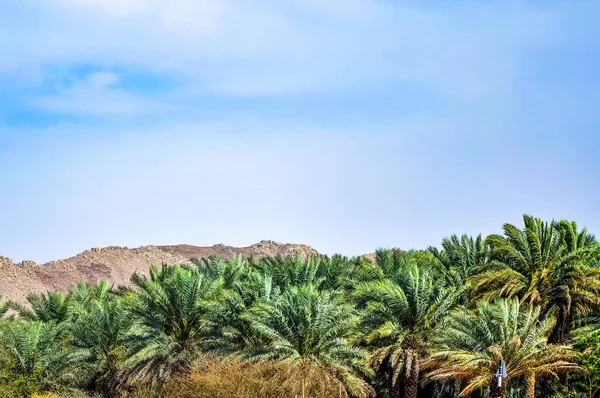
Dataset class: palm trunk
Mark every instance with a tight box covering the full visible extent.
[404,356,419,398]
[390,379,402,398]
[302,376,306,398]
[418,380,435,397]
[525,373,535,398]
[490,381,506,398]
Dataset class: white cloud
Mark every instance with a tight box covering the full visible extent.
[32,71,168,116]
[52,0,149,16]
[293,0,376,18]
[0,0,556,100]
[1,1,599,265]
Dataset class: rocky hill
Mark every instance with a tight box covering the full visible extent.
[158,240,318,261]
[0,241,319,304]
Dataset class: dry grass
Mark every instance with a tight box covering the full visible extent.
[126,357,350,398]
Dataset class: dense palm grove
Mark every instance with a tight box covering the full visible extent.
[2,215,600,397]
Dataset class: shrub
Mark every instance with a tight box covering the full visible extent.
[126,358,350,398]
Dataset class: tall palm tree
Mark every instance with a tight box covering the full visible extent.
[469,215,600,342]
[122,264,222,385]
[243,284,373,398]
[424,298,578,398]
[354,254,460,398]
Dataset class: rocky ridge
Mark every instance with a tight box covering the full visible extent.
[158,240,319,261]
[0,241,320,304]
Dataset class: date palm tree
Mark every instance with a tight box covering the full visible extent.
[243,284,373,398]
[253,254,324,292]
[423,234,488,291]
[69,281,114,309]
[469,215,600,342]
[13,291,73,324]
[200,258,281,354]
[0,321,65,392]
[316,254,361,291]
[354,253,461,398]
[424,298,578,398]
[560,220,598,253]
[65,296,134,396]
[122,264,223,385]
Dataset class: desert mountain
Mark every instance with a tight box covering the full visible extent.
[0,241,319,304]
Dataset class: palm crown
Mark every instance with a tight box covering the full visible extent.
[425,298,578,397]
[0,214,599,397]
[355,251,461,398]
[244,283,373,398]
[469,215,600,342]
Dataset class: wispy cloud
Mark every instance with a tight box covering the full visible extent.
[1,1,600,263]
[31,71,168,116]
[1,0,558,101]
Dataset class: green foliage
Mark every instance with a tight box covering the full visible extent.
[355,251,461,398]
[13,292,73,323]
[565,329,600,398]
[470,215,600,343]
[0,321,68,394]
[243,284,373,397]
[0,346,37,398]
[0,296,13,320]
[122,264,223,385]
[65,295,133,395]
[0,214,599,397]
[425,298,578,397]
[424,233,488,287]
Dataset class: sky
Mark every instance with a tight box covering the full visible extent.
[1,0,600,263]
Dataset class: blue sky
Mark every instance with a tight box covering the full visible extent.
[1,0,599,263]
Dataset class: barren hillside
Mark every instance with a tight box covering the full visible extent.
[158,240,319,261]
[0,241,319,304]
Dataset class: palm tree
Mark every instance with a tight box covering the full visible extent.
[65,296,133,396]
[354,253,460,398]
[372,248,408,279]
[243,284,373,398]
[194,255,248,291]
[0,321,65,392]
[317,254,360,291]
[69,281,114,309]
[253,253,363,293]
[13,291,72,323]
[469,215,600,342]
[424,298,578,398]
[204,268,281,355]
[122,264,222,385]
[423,234,488,290]
[559,220,598,253]
[253,254,324,291]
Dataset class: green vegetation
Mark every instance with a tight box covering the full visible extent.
[1,214,600,397]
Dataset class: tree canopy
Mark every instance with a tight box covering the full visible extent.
[0,214,599,398]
